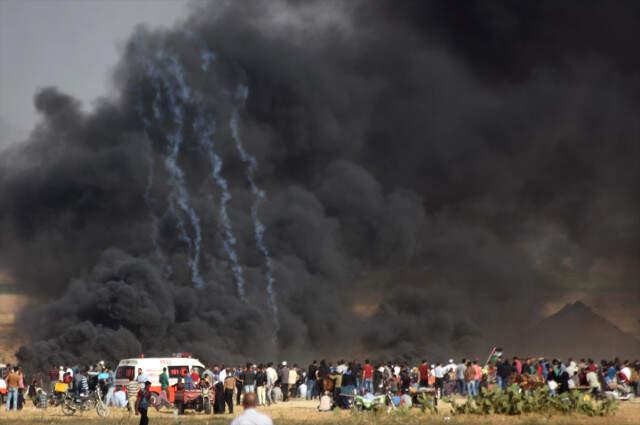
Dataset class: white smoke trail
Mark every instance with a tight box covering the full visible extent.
[229,91,280,339]
[194,113,247,300]
[134,33,197,277]
[155,50,205,288]
[133,38,204,288]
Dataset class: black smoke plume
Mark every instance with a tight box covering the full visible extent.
[3,0,639,369]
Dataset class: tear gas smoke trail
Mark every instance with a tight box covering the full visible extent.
[182,29,216,72]
[186,40,246,299]
[134,32,192,273]
[194,112,247,300]
[229,96,280,339]
[152,47,205,288]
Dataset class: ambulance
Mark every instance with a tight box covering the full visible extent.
[114,354,205,402]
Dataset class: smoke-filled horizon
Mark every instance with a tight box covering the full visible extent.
[1,0,639,369]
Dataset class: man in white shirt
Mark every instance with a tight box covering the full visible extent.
[620,364,632,383]
[113,386,128,407]
[586,371,601,393]
[434,363,445,398]
[231,392,273,425]
[265,363,278,405]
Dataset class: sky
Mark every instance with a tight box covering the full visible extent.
[0,0,190,147]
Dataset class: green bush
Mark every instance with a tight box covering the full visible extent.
[444,385,618,417]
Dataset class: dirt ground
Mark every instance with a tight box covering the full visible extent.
[2,399,639,424]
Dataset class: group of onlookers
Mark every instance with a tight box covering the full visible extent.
[2,354,639,415]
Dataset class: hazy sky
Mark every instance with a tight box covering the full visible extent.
[0,0,191,147]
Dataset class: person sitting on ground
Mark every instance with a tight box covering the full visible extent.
[230,392,273,425]
[318,391,334,412]
[113,386,128,408]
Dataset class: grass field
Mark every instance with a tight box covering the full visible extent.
[2,399,639,425]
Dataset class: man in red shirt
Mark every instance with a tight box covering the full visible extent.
[418,360,430,387]
[361,360,374,394]
[190,369,200,386]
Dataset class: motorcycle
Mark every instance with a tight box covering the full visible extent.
[353,391,396,413]
[61,386,109,417]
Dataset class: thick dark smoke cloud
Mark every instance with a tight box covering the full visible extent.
[3,0,640,368]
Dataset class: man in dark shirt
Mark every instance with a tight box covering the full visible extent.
[317,360,329,394]
[306,361,318,400]
[135,381,152,425]
[235,367,245,405]
[496,360,512,390]
[255,365,267,406]
[279,362,290,402]
[243,364,257,394]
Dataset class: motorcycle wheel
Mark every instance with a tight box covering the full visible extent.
[150,392,159,408]
[203,398,212,414]
[61,402,76,416]
[96,401,110,417]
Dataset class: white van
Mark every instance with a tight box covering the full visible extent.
[114,354,205,401]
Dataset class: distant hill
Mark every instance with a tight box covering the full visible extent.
[510,301,640,360]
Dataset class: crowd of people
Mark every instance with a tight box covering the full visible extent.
[2,351,639,417]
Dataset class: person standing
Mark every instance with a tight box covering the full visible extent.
[156,367,171,409]
[255,365,267,406]
[135,380,152,425]
[456,359,467,395]
[224,370,237,414]
[418,360,429,388]
[496,360,512,391]
[214,379,225,414]
[5,367,20,412]
[317,360,330,395]
[306,361,318,400]
[362,360,374,394]
[235,367,245,405]
[127,376,140,415]
[279,362,290,402]
[243,364,257,395]
[434,363,445,398]
[17,367,25,410]
[136,368,148,385]
[265,362,278,405]
[184,370,194,390]
[464,361,475,396]
[103,368,116,406]
[288,365,298,399]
